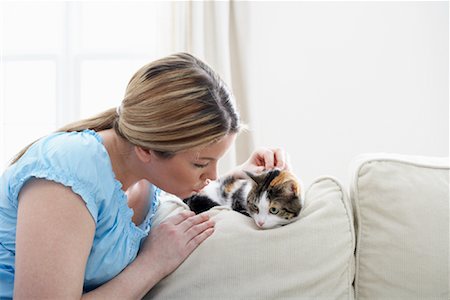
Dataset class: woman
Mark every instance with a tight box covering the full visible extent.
[0,53,288,299]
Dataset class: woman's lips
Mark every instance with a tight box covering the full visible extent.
[193,185,207,193]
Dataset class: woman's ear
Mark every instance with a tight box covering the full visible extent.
[134,146,152,163]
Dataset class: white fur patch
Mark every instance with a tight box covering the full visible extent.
[248,191,293,229]
[200,179,249,207]
[201,180,223,204]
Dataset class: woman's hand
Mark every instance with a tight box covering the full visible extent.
[139,210,215,278]
[83,210,215,299]
[231,147,291,179]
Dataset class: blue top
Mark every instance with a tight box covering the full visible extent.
[0,129,160,299]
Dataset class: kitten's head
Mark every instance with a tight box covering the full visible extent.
[245,169,303,229]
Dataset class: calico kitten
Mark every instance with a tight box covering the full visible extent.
[183,169,303,229]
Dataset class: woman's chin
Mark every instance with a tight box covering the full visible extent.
[177,191,196,199]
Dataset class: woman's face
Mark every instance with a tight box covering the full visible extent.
[147,134,236,199]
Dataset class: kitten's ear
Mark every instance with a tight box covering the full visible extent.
[244,171,263,184]
[286,180,301,196]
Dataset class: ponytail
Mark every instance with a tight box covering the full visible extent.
[10,52,241,166]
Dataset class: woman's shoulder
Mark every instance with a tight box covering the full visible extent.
[21,130,112,181]
[2,130,117,211]
[44,129,115,180]
[38,129,106,158]
[30,129,104,162]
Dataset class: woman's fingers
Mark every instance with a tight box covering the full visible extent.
[185,218,215,239]
[164,210,195,225]
[273,148,286,169]
[260,147,291,171]
[186,227,215,253]
[175,211,215,256]
[262,149,275,170]
[164,211,215,242]
[178,212,212,233]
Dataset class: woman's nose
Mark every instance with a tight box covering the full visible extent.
[204,164,218,182]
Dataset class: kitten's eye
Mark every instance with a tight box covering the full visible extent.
[269,207,279,214]
[249,203,259,212]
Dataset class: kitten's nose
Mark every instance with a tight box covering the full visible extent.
[257,220,265,227]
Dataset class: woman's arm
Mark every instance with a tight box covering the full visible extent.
[15,179,214,299]
[15,179,95,299]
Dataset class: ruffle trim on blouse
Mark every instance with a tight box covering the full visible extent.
[85,130,161,259]
[138,186,161,234]
[9,164,100,223]
[8,129,108,221]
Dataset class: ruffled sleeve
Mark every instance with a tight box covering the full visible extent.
[3,130,116,223]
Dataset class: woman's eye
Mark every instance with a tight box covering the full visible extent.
[193,163,208,168]
[269,207,279,214]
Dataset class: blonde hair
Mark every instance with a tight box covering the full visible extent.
[11,52,240,164]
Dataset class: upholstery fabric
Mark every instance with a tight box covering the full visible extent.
[351,154,449,299]
[145,177,355,300]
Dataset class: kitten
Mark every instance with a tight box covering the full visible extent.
[183,169,303,229]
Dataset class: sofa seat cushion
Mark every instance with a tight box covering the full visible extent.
[351,154,449,299]
[145,177,355,300]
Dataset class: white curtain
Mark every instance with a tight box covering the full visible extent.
[171,1,254,174]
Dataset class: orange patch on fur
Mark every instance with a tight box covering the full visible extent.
[269,170,300,195]
[224,182,234,194]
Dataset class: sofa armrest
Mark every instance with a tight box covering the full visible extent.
[350,153,449,299]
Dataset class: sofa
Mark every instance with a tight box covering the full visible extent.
[144,153,449,300]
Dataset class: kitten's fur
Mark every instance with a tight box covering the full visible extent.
[184,169,303,229]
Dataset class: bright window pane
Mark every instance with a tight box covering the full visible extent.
[1,2,174,170]
[2,2,63,55]
[80,2,172,54]
[80,59,153,118]
[1,60,57,169]
[3,61,57,124]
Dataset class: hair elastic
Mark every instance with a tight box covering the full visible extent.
[116,105,122,116]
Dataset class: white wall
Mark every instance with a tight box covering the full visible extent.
[238,2,448,188]
[0,2,173,170]
[1,2,448,188]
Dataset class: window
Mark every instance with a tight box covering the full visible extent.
[1,2,174,170]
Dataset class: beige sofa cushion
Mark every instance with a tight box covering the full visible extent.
[145,177,355,300]
[350,154,449,299]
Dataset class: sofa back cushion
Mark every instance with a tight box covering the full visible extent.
[145,177,355,300]
[351,154,449,299]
